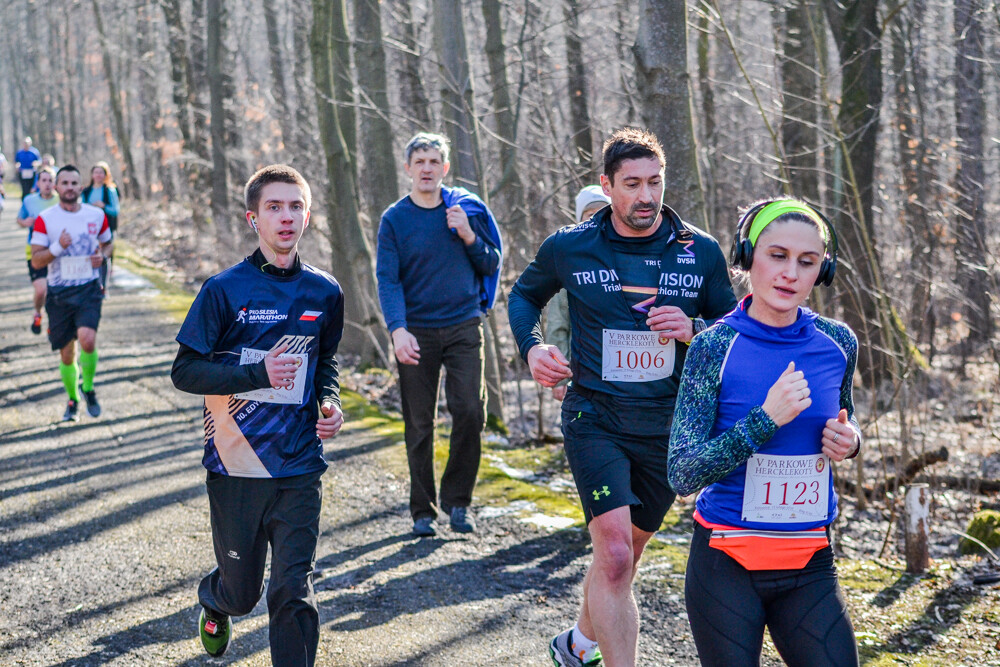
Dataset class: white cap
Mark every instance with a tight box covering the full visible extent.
[575,185,610,223]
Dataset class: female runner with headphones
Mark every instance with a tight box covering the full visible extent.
[668,199,861,666]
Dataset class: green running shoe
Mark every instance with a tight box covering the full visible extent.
[198,607,232,657]
[549,628,603,666]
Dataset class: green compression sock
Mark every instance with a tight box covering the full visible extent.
[60,362,80,401]
[80,349,98,392]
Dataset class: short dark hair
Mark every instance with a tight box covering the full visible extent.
[244,164,311,212]
[55,164,80,180]
[404,132,450,164]
[602,128,665,184]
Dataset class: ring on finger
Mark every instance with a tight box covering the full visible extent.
[833,432,840,443]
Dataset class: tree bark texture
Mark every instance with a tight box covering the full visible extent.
[564,0,594,186]
[311,0,390,363]
[264,0,295,155]
[777,0,820,202]
[207,0,230,225]
[390,0,432,134]
[953,0,993,346]
[330,0,358,176]
[353,0,400,225]
[633,0,707,228]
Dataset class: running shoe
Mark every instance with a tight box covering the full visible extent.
[82,389,101,418]
[198,607,232,657]
[449,506,476,533]
[62,399,79,422]
[413,517,436,537]
[30,313,41,335]
[549,628,603,667]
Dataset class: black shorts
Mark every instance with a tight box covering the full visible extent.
[560,392,676,532]
[45,280,104,350]
[27,259,47,282]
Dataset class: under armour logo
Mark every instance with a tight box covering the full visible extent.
[592,486,610,501]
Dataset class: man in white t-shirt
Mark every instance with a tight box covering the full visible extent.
[30,165,113,421]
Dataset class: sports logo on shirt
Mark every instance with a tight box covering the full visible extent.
[677,240,696,264]
[88,223,98,235]
[299,310,322,321]
[237,308,247,323]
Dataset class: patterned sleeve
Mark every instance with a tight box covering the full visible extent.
[815,317,862,454]
[668,326,779,496]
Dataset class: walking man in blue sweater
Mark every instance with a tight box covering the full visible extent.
[376,132,502,537]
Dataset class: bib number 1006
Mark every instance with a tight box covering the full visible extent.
[614,349,667,370]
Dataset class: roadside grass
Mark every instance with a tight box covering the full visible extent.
[114,242,195,322]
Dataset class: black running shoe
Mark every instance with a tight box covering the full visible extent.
[63,399,79,422]
[82,389,101,418]
[449,506,476,533]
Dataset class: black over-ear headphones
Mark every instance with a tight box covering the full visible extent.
[730,199,838,287]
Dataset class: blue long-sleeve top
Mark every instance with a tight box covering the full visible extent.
[668,298,860,530]
[376,191,501,332]
[82,185,120,218]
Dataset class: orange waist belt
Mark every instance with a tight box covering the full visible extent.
[695,511,829,571]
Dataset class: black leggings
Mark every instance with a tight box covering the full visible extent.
[685,522,859,667]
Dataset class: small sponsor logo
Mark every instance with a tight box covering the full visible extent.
[592,486,611,501]
[816,457,826,473]
[300,310,322,321]
[88,223,98,235]
[243,308,288,324]
[227,550,240,560]
[677,239,696,263]
[236,308,247,324]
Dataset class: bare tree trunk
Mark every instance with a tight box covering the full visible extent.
[190,0,212,172]
[890,0,936,342]
[292,0,319,166]
[564,0,594,186]
[137,1,164,197]
[330,0,357,174]
[432,0,484,192]
[481,0,531,272]
[264,0,295,154]
[953,0,993,350]
[776,0,820,202]
[353,0,399,226]
[432,0,503,424]
[207,0,230,226]
[159,0,195,172]
[91,0,140,198]
[695,8,718,229]
[390,0,432,133]
[633,0,706,228]
[311,0,390,363]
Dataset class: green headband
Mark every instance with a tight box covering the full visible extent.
[747,200,828,246]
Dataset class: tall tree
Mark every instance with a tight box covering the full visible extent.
[311,0,389,362]
[190,0,212,171]
[776,0,821,201]
[353,0,399,225]
[633,0,706,227]
[136,1,165,197]
[91,0,140,198]
[330,0,357,173]
[291,0,319,165]
[264,0,295,153]
[432,0,504,425]
[432,0,484,192]
[823,0,911,383]
[207,0,230,224]
[159,0,195,166]
[390,0,432,133]
[564,0,594,185]
[953,0,992,349]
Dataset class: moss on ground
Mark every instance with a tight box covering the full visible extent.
[113,243,195,322]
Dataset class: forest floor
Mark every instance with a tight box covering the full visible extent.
[0,196,998,665]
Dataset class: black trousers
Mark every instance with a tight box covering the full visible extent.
[397,317,485,520]
[199,469,324,667]
[685,522,858,667]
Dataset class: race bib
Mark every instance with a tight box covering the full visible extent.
[21,168,34,180]
[234,347,308,405]
[60,255,94,281]
[742,453,830,523]
[601,329,675,382]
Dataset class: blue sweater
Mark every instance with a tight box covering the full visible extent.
[376,192,501,331]
[668,299,859,530]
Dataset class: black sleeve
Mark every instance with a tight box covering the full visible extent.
[171,343,270,395]
[508,234,562,360]
[700,239,738,324]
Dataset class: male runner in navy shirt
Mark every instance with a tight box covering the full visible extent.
[509,128,736,666]
[172,165,344,665]
[376,132,502,537]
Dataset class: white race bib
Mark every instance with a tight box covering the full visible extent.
[601,329,675,382]
[234,347,308,405]
[60,255,94,281]
[20,168,34,180]
[741,453,830,523]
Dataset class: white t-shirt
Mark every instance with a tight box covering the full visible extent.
[32,204,111,287]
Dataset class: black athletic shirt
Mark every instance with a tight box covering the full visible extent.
[508,205,736,406]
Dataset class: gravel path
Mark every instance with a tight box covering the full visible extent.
[0,201,698,666]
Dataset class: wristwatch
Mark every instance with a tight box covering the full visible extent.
[691,317,707,335]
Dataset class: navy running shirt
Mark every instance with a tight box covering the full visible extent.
[177,259,344,478]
